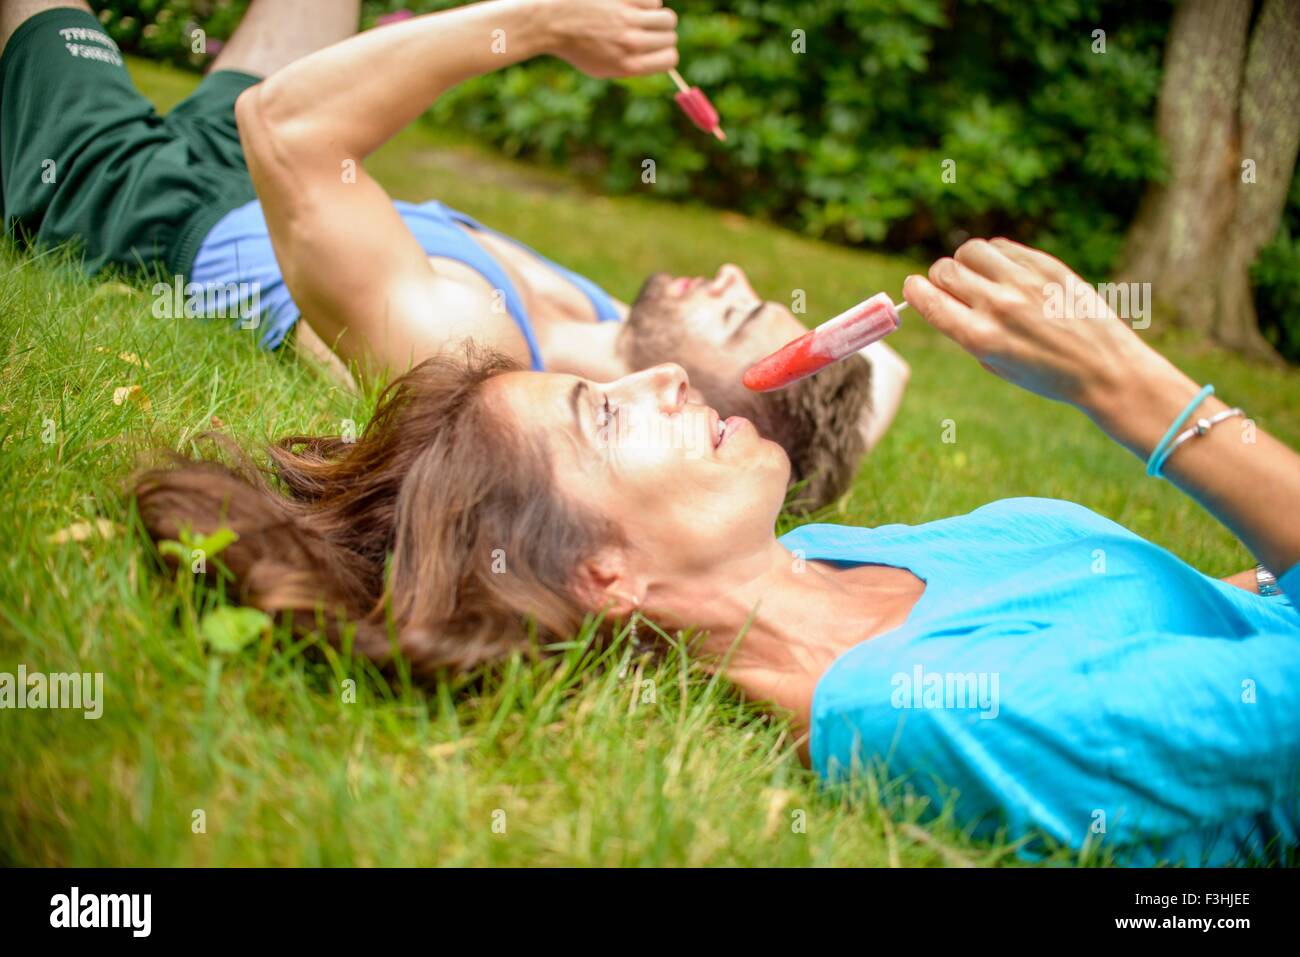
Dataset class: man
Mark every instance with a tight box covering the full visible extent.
[0,0,908,508]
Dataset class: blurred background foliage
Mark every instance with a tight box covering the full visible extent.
[93,0,1299,361]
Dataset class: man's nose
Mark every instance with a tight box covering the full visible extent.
[709,263,747,296]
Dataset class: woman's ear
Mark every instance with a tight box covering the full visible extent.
[572,546,640,616]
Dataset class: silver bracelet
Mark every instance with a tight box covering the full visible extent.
[1256,564,1281,597]
[1161,407,1245,467]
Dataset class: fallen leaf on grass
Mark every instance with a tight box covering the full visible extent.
[112,385,152,411]
[117,351,151,369]
[47,518,117,545]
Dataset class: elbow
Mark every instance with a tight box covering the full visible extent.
[884,342,912,387]
[234,81,315,169]
[233,85,316,212]
[233,84,259,132]
[895,353,912,389]
[879,349,911,405]
[233,85,272,163]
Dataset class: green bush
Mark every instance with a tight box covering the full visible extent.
[90,0,1298,359]
[417,0,1170,283]
[93,0,249,67]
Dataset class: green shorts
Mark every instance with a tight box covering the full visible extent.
[0,7,260,277]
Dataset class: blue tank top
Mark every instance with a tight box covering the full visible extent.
[780,497,1300,865]
[189,198,621,368]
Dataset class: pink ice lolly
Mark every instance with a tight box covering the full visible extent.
[673,87,726,141]
[742,293,904,392]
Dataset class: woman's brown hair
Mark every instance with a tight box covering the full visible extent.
[134,348,622,677]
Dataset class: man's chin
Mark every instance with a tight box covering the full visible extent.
[629,272,674,313]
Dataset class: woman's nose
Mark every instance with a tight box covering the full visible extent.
[637,362,689,411]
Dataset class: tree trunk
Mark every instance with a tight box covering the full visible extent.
[1211,0,1300,355]
[1118,0,1298,360]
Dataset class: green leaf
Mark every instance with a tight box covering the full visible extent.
[195,526,239,558]
[200,606,271,655]
[158,540,188,562]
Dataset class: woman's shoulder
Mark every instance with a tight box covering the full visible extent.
[964,495,1117,526]
[963,496,1140,542]
[780,497,1127,557]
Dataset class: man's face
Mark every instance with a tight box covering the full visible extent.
[621,264,809,387]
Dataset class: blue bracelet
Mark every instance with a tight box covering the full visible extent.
[1146,384,1215,478]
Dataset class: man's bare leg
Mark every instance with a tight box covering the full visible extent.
[0,0,91,54]
[207,0,360,78]
[205,0,363,391]
[1,0,361,70]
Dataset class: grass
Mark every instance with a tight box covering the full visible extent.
[2,57,1298,867]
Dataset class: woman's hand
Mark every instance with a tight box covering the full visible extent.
[542,0,678,78]
[901,237,1172,412]
[904,236,1300,590]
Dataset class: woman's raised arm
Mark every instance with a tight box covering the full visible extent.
[902,238,1300,585]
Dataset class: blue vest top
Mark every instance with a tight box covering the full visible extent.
[190,198,621,367]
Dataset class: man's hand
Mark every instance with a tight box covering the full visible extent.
[542,0,678,78]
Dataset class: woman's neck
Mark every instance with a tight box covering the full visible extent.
[643,539,926,757]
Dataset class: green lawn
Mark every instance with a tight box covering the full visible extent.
[1,57,1297,867]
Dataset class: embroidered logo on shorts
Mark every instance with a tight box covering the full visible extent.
[59,26,123,67]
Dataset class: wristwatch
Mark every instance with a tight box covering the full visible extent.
[1256,563,1280,597]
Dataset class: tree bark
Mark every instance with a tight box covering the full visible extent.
[1211,0,1300,355]
[1118,0,1298,359]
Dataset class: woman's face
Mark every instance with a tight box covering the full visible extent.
[487,363,791,597]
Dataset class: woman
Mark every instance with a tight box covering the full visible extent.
[138,235,1300,865]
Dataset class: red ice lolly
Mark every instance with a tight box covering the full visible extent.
[742,293,904,392]
[669,68,726,141]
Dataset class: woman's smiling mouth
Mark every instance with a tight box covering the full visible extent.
[716,415,748,450]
